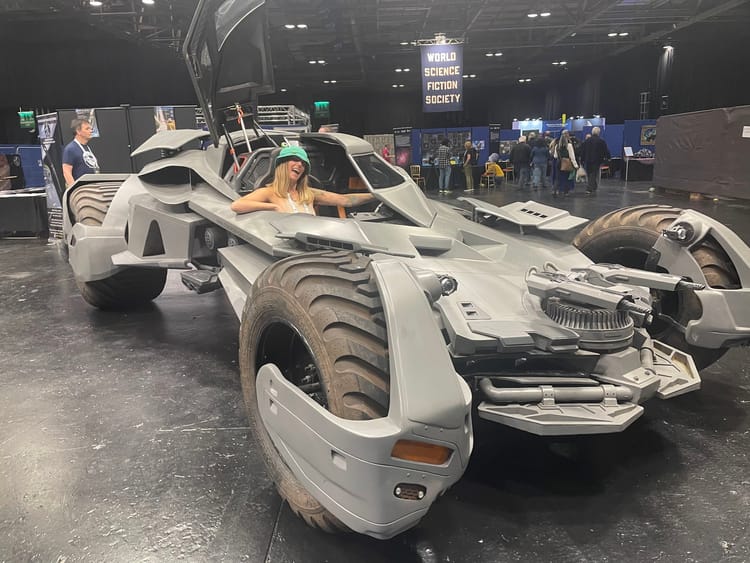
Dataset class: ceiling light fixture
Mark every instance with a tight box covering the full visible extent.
[540,12,551,17]
[552,61,559,65]
[663,44,673,50]
[296,24,307,29]
[89,0,102,5]
[280,88,287,92]
[618,32,629,37]
[142,0,154,5]
[570,32,577,37]
[608,32,618,37]
[399,41,409,45]
[559,61,567,65]
[527,13,538,18]
[317,59,325,64]
[309,60,317,64]
[485,53,493,57]
[284,24,295,29]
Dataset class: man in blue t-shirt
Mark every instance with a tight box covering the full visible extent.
[62,118,99,189]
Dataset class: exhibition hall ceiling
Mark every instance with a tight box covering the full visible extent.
[1,0,748,90]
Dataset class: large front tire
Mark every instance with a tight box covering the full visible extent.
[70,183,167,310]
[573,204,740,369]
[239,251,390,532]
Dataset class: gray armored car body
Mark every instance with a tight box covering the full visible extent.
[62,0,750,540]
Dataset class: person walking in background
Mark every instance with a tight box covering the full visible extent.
[436,138,452,194]
[551,130,579,197]
[510,136,531,190]
[580,126,611,194]
[62,118,99,189]
[530,137,550,190]
[462,140,477,192]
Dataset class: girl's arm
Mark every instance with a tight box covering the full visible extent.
[312,189,375,208]
[230,187,280,214]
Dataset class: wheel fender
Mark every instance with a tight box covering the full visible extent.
[68,222,127,282]
[651,210,750,286]
[652,210,750,348]
[255,258,472,540]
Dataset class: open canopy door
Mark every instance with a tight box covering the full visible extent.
[183,0,275,146]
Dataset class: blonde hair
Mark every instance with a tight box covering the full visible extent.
[269,162,314,206]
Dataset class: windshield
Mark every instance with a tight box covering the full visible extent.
[353,155,408,190]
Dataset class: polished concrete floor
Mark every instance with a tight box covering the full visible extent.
[1,179,749,562]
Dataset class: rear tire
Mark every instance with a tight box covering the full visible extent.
[239,251,390,532]
[70,183,167,310]
[573,204,740,369]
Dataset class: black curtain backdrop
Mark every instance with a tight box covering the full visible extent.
[1,20,747,141]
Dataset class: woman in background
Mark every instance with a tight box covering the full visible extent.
[551,130,579,197]
[462,141,477,192]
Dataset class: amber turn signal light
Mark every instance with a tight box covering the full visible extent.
[391,440,453,465]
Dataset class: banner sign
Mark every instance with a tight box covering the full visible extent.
[421,44,463,113]
[393,127,412,148]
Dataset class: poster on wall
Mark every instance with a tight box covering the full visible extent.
[446,129,469,160]
[75,108,100,137]
[421,44,463,113]
[640,125,656,145]
[393,127,412,168]
[38,114,58,150]
[155,106,177,133]
[36,112,62,208]
[421,132,443,164]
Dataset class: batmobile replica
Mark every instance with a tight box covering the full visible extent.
[62,0,750,540]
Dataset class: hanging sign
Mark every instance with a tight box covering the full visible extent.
[421,44,463,113]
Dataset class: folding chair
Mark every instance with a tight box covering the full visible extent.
[409,165,426,190]
[480,162,497,189]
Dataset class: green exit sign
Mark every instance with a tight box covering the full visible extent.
[313,101,330,119]
[18,111,35,129]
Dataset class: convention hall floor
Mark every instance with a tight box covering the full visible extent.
[1,179,749,562]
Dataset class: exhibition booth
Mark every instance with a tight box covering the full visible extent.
[388,116,659,191]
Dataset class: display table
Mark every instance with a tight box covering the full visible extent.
[624,157,655,184]
[0,191,49,237]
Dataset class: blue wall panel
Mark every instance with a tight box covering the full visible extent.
[602,124,625,158]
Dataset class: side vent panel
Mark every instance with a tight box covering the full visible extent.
[143,220,166,256]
